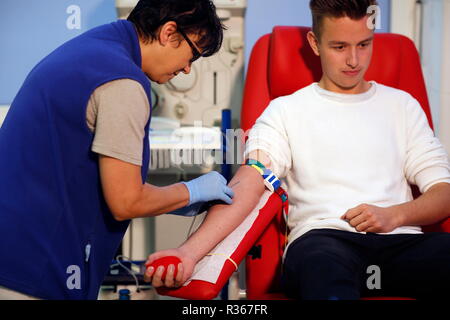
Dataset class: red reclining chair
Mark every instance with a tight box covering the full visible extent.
[241,26,450,300]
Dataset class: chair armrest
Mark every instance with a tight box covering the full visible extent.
[246,197,287,299]
[441,218,450,233]
[156,191,285,300]
[421,217,450,233]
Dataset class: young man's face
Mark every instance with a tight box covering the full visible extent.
[308,15,374,94]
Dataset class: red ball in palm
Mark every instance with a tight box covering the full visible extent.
[146,256,182,281]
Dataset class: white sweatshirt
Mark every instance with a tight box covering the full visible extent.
[245,82,450,248]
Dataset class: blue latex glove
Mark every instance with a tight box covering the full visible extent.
[167,202,205,217]
[182,171,234,206]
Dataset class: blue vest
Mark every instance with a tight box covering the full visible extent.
[0,20,151,300]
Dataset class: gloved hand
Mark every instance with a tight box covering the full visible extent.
[182,171,234,206]
[167,202,205,217]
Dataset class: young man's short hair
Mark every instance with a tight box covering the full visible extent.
[128,0,224,58]
[310,0,378,40]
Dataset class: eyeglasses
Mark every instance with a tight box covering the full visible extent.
[177,28,202,63]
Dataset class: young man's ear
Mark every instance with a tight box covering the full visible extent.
[307,31,320,57]
[158,21,180,47]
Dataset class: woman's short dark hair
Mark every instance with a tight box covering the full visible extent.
[127,0,225,58]
[310,0,378,40]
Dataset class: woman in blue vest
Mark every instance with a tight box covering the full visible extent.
[0,0,232,300]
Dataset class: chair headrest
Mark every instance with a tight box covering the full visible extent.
[268,26,421,99]
[269,27,321,99]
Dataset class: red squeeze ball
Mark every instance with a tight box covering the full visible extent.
[146,256,182,281]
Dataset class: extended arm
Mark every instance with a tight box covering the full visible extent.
[144,150,271,287]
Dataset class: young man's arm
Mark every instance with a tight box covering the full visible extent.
[394,182,450,226]
[344,97,450,233]
[144,150,272,288]
[144,97,291,287]
[342,182,450,233]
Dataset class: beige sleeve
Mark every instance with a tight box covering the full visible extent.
[86,79,150,166]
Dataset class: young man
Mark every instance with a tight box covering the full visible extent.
[145,0,450,300]
[0,0,233,300]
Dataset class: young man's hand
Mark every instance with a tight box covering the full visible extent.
[341,204,403,233]
[144,247,195,288]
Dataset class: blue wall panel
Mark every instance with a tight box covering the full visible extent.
[0,0,391,104]
[0,0,116,104]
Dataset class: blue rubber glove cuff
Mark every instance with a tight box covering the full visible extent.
[182,180,199,206]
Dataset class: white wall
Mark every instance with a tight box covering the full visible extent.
[421,0,444,135]
[391,0,450,154]
[439,1,450,154]
[390,0,421,46]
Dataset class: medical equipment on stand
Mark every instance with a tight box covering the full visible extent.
[115,0,246,171]
[149,0,246,173]
[112,1,246,300]
[98,256,155,300]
